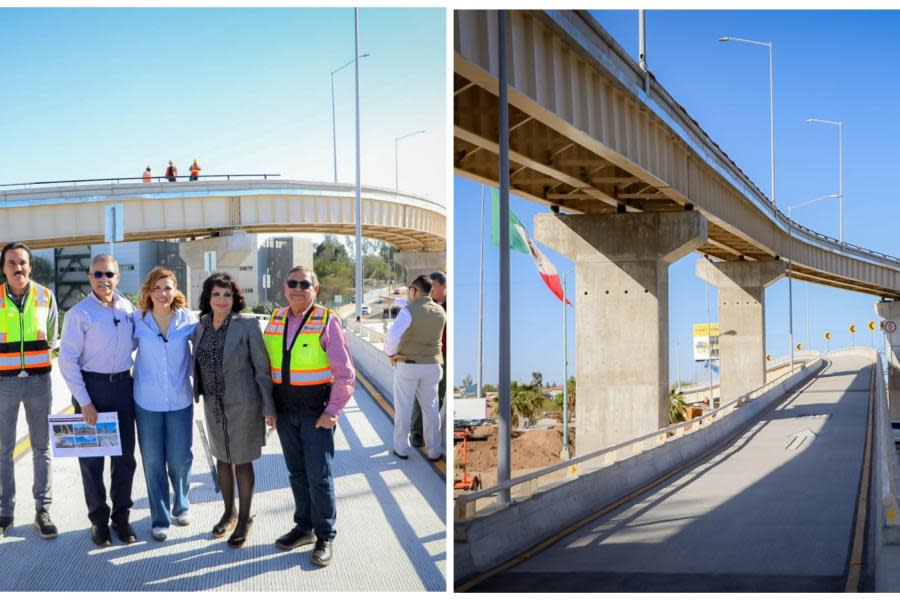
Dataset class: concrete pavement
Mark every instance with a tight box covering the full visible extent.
[1,366,446,592]
[472,353,872,593]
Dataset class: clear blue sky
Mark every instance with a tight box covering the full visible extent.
[454,10,900,386]
[0,8,446,205]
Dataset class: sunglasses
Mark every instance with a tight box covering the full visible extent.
[92,271,116,279]
[286,279,313,290]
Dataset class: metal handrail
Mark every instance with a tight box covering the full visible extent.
[0,173,281,188]
[455,357,814,516]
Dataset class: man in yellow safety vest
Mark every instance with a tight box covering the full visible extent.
[0,242,58,540]
[263,266,355,568]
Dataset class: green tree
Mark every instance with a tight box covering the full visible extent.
[668,387,686,424]
[511,381,543,428]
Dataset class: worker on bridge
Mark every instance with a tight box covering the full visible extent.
[143,165,152,183]
[190,160,201,181]
[165,161,178,182]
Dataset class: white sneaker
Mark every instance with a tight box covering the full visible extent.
[151,527,168,541]
[174,510,191,526]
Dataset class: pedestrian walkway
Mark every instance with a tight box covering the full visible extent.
[473,353,872,593]
[1,364,446,592]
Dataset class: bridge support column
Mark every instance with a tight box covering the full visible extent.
[395,251,445,280]
[697,258,786,405]
[875,300,900,420]
[535,211,707,457]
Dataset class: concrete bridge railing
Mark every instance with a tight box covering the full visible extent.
[345,321,395,409]
[454,355,825,583]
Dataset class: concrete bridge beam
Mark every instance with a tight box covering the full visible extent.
[395,251,445,281]
[697,258,786,405]
[876,300,900,420]
[535,211,707,457]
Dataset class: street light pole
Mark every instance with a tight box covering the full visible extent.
[331,52,371,184]
[786,193,838,369]
[353,9,363,323]
[719,36,775,207]
[806,118,844,242]
[394,129,427,195]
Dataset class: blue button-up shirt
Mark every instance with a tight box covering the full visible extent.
[133,308,197,412]
[59,292,136,407]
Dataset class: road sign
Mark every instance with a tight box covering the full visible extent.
[886,321,898,334]
[825,332,832,340]
[262,273,271,290]
[204,251,217,272]
[849,324,856,334]
[766,354,772,361]
[796,343,802,351]
[104,204,124,243]
[868,321,877,331]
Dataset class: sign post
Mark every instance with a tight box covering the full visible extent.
[103,204,124,259]
[825,331,832,353]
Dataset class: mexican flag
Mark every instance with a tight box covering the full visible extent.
[490,189,573,306]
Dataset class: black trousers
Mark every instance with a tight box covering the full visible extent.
[72,373,137,526]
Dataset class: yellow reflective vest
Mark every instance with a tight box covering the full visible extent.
[263,304,333,387]
[0,283,53,376]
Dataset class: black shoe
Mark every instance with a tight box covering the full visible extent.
[34,510,58,539]
[111,520,137,544]
[91,523,112,547]
[227,516,253,547]
[211,511,237,539]
[0,516,12,538]
[275,525,316,550]
[311,538,333,567]
[392,449,409,460]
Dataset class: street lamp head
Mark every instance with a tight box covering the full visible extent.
[718,37,731,42]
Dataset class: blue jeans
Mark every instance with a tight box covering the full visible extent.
[276,413,336,540]
[134,403,193,529]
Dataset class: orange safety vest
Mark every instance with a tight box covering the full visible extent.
[143,171,152,183]
[0,283,53,376]
[190,164,200,177]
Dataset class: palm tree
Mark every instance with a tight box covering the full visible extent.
[668,387,686,424]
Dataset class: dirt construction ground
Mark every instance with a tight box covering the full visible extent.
[455,424,576,491]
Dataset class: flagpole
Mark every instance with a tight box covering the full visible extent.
[497,10,512,506]
[477,185,485,400]
[561,266,574,460]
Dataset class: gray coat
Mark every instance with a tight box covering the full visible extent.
[192,313,276,464]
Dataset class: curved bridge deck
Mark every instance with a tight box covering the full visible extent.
[2,363,445,592]
[472,353,872,593]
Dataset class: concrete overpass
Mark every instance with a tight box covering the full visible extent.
[0,178,447,276]
[454,9,900,455]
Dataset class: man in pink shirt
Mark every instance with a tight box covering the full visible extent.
[263,266,355,568]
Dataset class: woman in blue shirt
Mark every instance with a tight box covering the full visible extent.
[133,266,197,541]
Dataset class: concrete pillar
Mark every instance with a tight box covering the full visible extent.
[535,211,707,457]
[875,300,900,420]
[395,251,445,280]
[696,258,786,405]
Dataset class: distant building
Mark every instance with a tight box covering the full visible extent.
[47,233,315,310]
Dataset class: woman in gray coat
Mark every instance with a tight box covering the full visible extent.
[192,272,275,546]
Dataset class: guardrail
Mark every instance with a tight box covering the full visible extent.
[0,173,281,188]
[869,346,900,544]
[454,357,815,521]
[346,320,388,344]
[677,352,819,396]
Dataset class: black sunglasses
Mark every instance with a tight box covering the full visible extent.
[92,271,116,279]
[286,279,312,290]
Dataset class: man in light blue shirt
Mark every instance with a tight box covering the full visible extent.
[59,254,138,547]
